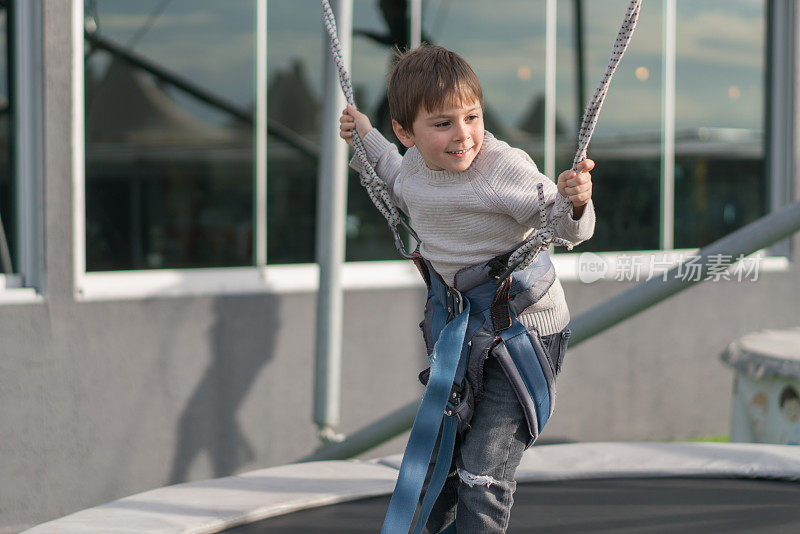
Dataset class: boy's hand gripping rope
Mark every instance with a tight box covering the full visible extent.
[506,0,642,275]
[321,0,641,270]
[321,0,420,259]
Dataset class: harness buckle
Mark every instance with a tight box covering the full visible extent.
[445,287,463,320]
[444,381,464,417]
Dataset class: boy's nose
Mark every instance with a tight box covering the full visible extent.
[453,122,470,141]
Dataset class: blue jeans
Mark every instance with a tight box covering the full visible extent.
[423,330,568,533]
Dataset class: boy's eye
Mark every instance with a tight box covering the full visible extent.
[434,121,450,128]
[467,114,479,121]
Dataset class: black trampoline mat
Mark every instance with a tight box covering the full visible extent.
[224,477,800,533]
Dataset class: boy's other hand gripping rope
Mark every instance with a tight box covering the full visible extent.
[507,0,642,273]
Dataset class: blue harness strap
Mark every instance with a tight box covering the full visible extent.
[500,321,552,429]
[412,415,457,533]
[380,298,470,534]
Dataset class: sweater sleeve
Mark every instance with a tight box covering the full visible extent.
[483,147,594,246]
[348,129,402,190]
[554,198,595,245]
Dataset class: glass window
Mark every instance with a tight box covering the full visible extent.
[425,0,665,252]
[214,0,770,269]
[266,0,404,264]
[84,0,256,271]
[265,1,320,264]
[0,4,12,275]
[556,0,664,252]
[426,0,548,158]
[674,0,766,248]
[559,0,767,252]
[346,0,419,261]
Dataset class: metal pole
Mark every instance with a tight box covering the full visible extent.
[303,198,800,460]
[660,0,676,250]
[766,0,796,257]
[573,0,585,129]
[410,0,422,49]
[314,0,352,443]
[303,400,419,462]
[13,0,44,285]
[255,0,267,268]
[544,0,557,181]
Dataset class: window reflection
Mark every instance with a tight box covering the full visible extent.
[557,0,663,251]
[674,0,766,248]
[425,0,547,152]
[84,0,255,271]
[83,0,771,270]
[267,1,416,263]
[266,1,320,264]
[347,0,423,261]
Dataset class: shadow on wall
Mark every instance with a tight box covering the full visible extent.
[167,295,279,484]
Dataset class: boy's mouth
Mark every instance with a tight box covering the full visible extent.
[447,147,472,155]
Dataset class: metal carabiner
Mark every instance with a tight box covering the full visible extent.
[390,218,422,259]
[498,253,530,283]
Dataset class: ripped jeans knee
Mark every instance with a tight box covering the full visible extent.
[457,466,500,488]
[453,460,518,533]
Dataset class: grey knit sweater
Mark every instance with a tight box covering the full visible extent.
[350,129,595,335]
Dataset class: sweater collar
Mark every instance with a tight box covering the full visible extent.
[408,131,496,181]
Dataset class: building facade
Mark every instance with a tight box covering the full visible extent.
[1,1,798,531]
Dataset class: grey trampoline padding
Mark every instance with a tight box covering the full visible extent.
[20,442,800,534]
[20,460,399,534]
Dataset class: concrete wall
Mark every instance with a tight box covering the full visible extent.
[551,268,800,443]
[1,1,799,532]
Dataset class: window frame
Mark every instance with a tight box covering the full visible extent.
[73,0,272,300]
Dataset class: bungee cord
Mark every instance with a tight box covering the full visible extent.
[508,0,642,273]
[321,2,420,259]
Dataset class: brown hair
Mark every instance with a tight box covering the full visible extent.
[387,45,484,133]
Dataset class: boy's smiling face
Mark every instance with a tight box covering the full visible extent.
[393,99,485,173]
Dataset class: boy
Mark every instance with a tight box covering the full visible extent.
[340,45,594,533]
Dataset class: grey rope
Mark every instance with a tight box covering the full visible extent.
[506,0,642,274]
[320,0,641,268]
[321,1,419,258]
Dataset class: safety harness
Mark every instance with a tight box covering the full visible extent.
[381,249,560,534]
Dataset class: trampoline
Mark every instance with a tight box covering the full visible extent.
[226,478,800,533]
[20,442,800,534]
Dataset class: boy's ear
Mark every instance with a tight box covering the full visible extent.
[392,120,415,148]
